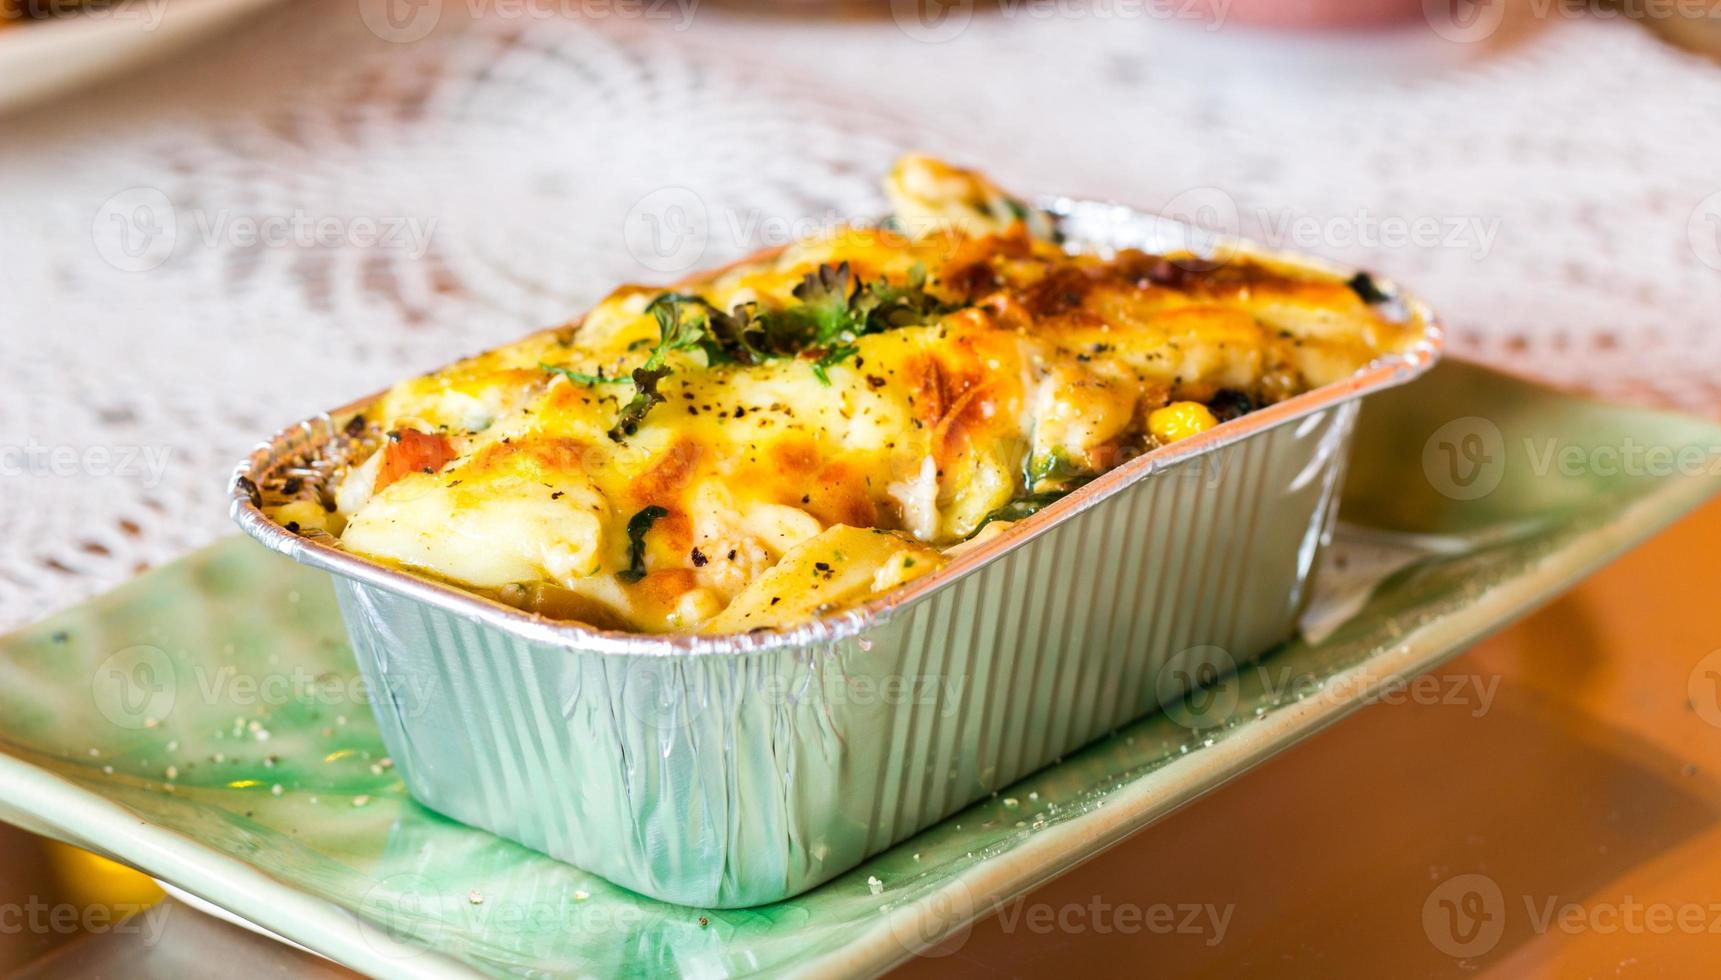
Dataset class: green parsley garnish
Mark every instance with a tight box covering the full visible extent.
[540,363,630,386]
[546,262,948,435]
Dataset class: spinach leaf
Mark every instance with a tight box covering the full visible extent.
[617,504,670,584]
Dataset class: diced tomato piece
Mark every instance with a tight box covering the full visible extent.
[375,429,456,492]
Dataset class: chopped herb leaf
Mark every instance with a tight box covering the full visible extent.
[812,343,860,385]
[976,489,1084,532]
[608,265,949,430]
[617,505,670,584]
[541,362,629,386]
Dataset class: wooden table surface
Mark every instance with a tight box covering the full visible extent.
[899,488,1721,977]
[5,494,1719,977]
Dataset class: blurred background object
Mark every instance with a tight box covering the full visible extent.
[0,0,284,115]
[1190,0,1429,29]
[40,840,164,910]
[1629,0,1721,60]
[0,826,161,972]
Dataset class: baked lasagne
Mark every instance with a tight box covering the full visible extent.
[261,156,1418,633]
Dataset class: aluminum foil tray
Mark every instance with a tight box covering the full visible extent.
[230,196,1441,907]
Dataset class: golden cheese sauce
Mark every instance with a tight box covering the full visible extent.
[274,155,1418,634]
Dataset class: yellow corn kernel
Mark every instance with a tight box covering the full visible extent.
[1148,401,1218,444]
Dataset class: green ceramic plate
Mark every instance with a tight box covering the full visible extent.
[2,361,1718,978]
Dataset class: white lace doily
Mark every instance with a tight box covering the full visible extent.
[3,0,1719,629]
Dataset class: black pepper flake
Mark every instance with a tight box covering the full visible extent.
[770,596,781,605]
[551,491,564,499]
[285,521,301,533]
[690,547,709,567]
[1347,271,1392,305]
[801,494,811,504]
[727,549,738,561]
[866,374,886,390]
[1208,389,1256,423]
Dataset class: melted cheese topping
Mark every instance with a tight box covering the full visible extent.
[299,155,1421,634]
